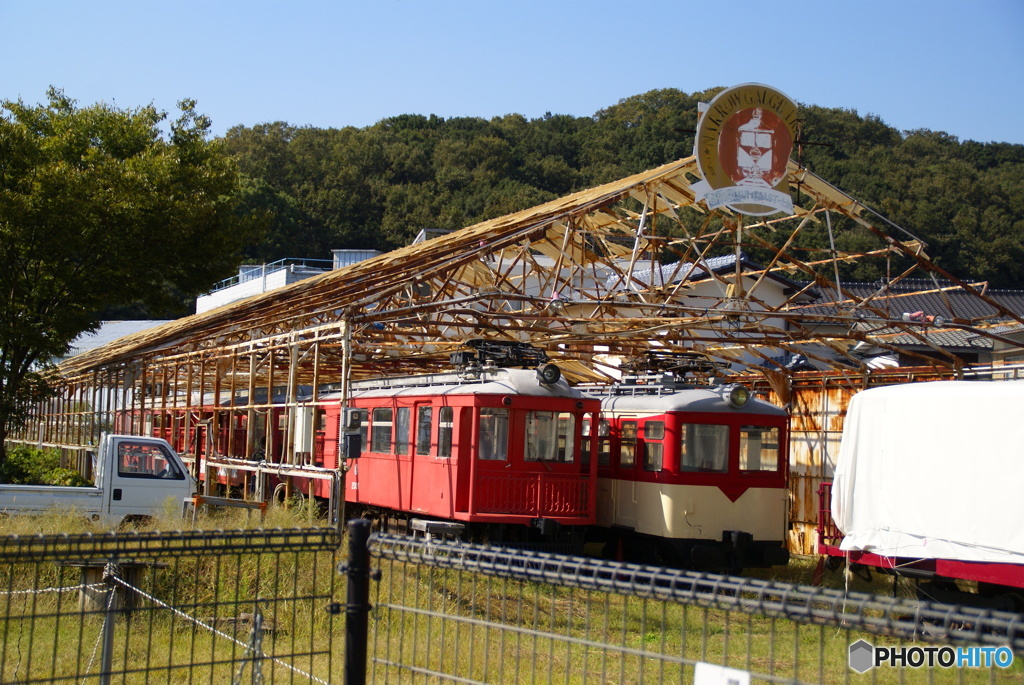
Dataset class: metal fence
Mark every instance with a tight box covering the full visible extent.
[0,527,341,684]
[361,525,1024,684]
[4,523,1024,684]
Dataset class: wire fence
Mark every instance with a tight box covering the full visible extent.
[363,527,1024,684]
[0,528,341,684]
[2,523,1024,683]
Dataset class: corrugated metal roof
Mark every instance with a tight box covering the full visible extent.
[797,281,1024,323]
[63,321,175,359]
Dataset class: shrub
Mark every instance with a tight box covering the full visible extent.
[0,446,91,486]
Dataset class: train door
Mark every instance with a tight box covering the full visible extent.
[228,413,248,458]
[364,404,403,511]
[394,404,415,512]
[408,402,455,518]
[453,406,473,514]
[613,418,640,529]
[340,406,369,503]
[637,418,668,537]
[594,417,615,527]
[470,406,512,514]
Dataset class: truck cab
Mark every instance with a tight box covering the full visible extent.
[0,434,195,524]
[96,434,196,520]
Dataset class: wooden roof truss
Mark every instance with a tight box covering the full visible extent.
[35,155,1024,452]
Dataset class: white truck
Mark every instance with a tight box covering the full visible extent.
[0,434,195,524]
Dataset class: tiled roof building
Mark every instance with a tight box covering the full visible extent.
[794,278,1024,367]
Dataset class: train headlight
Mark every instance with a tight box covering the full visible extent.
[723,384,750,408]
[536,363,561,385]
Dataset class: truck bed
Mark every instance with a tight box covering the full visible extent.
[0,484,104,515]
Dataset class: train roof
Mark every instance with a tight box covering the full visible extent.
[596,386,787,416]
[322,367,594,401]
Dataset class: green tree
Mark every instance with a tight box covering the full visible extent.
[220,88,1024,289]
[0,88,253,463]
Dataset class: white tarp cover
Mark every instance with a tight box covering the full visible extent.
[832,380,1024,564]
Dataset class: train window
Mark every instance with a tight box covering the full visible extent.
[371,408,393,453]
[597,419,611,466]
[644,443,664,471]
[478,408,509,461]
[524,411,576,462]
[740,426,780,471]
[438,406,453,458]
[396,407,411,455]
[679,424,729,472]
[620,421,638,467]
[415,406,433,455]
[581,419,591,466]
[557,413,575,462]
[642,421,665,472]
[642,421,665,440]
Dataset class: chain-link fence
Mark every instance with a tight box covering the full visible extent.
[4,522,1024,683]
[360,525,1024,684]
[0,527,340,683]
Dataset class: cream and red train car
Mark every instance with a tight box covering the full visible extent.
[590,376,790,573]
[320,363,601,545]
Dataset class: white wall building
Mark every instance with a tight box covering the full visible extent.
[195,250,382,314]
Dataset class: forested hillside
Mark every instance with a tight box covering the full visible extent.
[223,87,1024,288]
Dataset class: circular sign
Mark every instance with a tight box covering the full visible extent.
[695,84,799,216]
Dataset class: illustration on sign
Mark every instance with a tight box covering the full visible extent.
[694,83,798,216]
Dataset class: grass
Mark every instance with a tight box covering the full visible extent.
[1,505,1021,683]
[366,559,1023,684]
[0,499,340,683]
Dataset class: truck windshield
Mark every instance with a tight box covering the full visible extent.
[117,441,184,479]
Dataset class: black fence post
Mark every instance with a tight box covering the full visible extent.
[344,518,372,685]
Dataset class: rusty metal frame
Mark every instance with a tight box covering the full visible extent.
[20,156,1024,461]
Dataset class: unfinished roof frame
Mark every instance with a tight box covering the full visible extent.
[22,155,1024,455]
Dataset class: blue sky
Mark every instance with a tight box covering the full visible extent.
[2,0,1023,144]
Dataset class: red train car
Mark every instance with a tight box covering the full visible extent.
[323,360,600,545]
[125,345,789,571]
[137,386,322,496]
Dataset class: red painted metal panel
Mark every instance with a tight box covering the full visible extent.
[409,457,456,519]
[817,482,1024,590]
[331,386,599,528]
[474,473,592,522]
